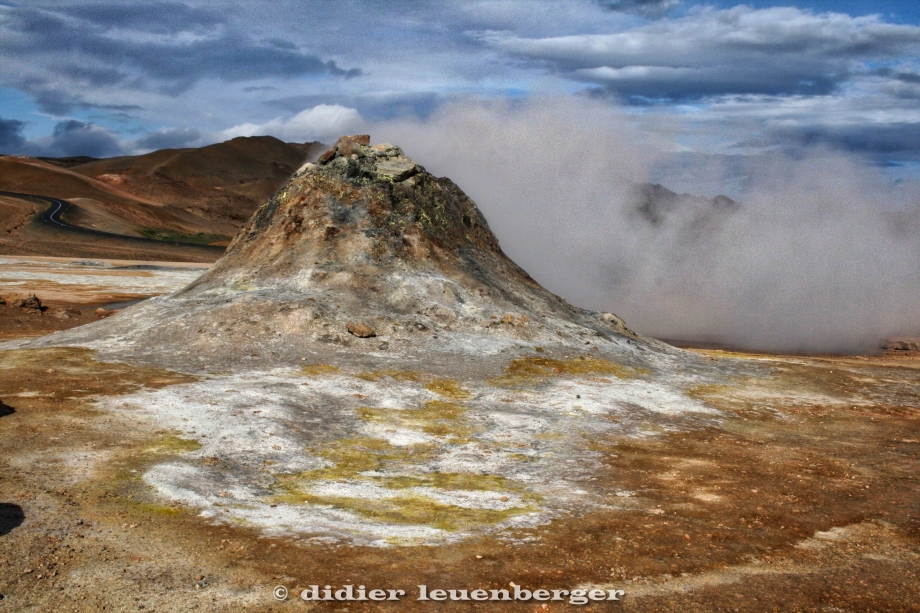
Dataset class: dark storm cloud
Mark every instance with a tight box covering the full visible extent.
[0,117,25,152]
[595,0,679,17]
[0,119,126,157]
[875,68,920,84]
[0,118,124,158]
[136,127,201,151]
[482,6,920,100]
[0,3,362,111]
[48,119,124,157]
[29,88,143,116]
[781,122,920,156]
[64,1,221,33]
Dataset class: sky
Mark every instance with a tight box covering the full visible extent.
[2,1,920,351]
[0,0,918,172]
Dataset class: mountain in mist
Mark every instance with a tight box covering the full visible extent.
[631,182,739,226]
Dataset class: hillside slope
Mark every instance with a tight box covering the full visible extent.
[0,137,323,259]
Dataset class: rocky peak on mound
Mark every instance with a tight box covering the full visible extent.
[197,134,507,287]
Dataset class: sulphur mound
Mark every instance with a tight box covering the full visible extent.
[17,136,720,546]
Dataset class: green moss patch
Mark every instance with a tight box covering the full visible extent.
[300,493,528,531]
[489,355,646,388]
[424,378,472,399]
[145,433,202,454]
[0,347,197,399]
[355,369,420,382]
[358,400,480,441]
[300,363,341,376]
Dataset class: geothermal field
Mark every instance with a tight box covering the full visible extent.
[0,133,918,613]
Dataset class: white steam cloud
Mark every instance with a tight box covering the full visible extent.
[224,104,363,143]
[370,98,920,353]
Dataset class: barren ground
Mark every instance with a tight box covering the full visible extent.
[3,345,919,612]
[1,261,919,612]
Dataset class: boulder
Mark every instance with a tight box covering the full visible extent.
[424,304,458,324]
[600,312,628,332]
[346,322,376,338]
[11,293,42,311]
[51,307,81,320]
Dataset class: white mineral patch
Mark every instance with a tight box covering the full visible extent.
[0,256,206,303]
[99,365,715,546]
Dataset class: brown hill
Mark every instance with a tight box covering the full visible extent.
[73,136,324,235]
[0,136,324,260]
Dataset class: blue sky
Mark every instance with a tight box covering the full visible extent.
[0,0,918,179]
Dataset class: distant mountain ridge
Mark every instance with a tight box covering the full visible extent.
[0,136,736,262]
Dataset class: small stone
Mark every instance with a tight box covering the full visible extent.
[295,162,316,176]
[337,141,365,158]
[370,142,396,153]
[346,322,376,338]
[94,307,112,318]
[11,293,41,311]
[376,158,418,182]
[316,148,337,164]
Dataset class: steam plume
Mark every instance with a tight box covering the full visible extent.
[372,98,920,353]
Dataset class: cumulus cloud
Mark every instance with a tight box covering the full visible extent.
[482,6,920,99]
[222,104,364,143]
[266,91,443,122]
[372,98,920,353]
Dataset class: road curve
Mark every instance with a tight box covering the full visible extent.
[0,190,226,250]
